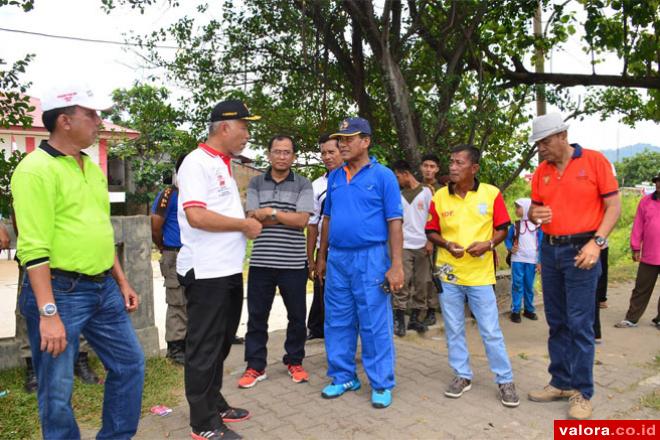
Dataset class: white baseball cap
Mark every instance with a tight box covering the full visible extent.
[41,82,113,112]
[528,112,569,143]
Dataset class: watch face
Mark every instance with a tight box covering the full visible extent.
[595,237,605,246]
[44,304,57,315]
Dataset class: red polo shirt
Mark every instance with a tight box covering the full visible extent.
[531,144,618,236]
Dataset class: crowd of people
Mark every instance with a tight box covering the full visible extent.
[8,81,659,440]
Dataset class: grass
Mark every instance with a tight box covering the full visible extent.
[640,355,660,411]
[0,356,184,439]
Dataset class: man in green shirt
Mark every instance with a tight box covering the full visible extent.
[12,83,145,440]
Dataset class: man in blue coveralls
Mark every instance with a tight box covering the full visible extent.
[316,117,404,409]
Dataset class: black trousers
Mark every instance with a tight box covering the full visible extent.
[179,270,243,432]
[307,276,325,337]
[594,247,609,339]
[245,266,307,371]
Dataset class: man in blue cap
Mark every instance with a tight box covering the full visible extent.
[316,117,404,409]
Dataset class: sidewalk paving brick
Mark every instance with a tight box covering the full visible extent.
[133,283,659,439]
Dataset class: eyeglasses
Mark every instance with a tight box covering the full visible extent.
[270,150,293,157]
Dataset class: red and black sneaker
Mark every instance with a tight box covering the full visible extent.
[219,407,250,423]
[191,425,241,440]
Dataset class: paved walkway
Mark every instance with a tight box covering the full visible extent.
[135,282,659,440]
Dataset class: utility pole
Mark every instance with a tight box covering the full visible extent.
[534,1,546,116]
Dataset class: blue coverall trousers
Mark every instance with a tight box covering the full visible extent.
[324,243,396,391]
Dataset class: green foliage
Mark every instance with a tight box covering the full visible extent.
[0,54,35,129]
[0,0,34,11]
[105,82,197,203]
[102,0,658,189]
[607,192,642,281]
[614,149,660,186]
[0,149,25,217]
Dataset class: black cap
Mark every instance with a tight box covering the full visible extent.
[652,174,660,183]
[210,99,261,122]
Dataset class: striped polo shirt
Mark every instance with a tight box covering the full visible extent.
[246,169,314,269]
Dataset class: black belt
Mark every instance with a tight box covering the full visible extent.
[544,232,595,246]
[162,246,181,252]
[51,268,112,283]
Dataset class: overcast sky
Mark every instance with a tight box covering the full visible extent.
[1,0,658,156]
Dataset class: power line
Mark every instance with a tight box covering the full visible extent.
[0,27,178,49]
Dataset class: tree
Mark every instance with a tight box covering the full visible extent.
[614,149,660,186]
[105,83,197,209]
[0,0,35,129]
[104,0,660,189]
[0,149,25,217]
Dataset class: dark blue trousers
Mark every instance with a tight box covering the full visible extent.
[541,242,601,399]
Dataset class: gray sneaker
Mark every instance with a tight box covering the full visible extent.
[499,382,520,408]
[444,376,472,398]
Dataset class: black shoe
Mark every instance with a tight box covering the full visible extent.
[219,407,250,423]
[523,311,538,321]
[231,336,244,345]
[394,309,406,337]
[407,309,427,333]
[24,357,38,393]
[74,352,101,385]
[307,331,323,340]
[423,308,437,327]
[510,312,521,323]
[167,340,186,365]
[191,426,242,440]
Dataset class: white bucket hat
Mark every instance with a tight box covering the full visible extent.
[41,82,113,112]
[528,113,569,143]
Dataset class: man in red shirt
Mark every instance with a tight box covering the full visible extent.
[527,113,620,420]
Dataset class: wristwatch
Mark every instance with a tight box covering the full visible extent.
[594,235,608,248]
[39,303,58,317]
[489,240,495,250]
[270,208,278,221]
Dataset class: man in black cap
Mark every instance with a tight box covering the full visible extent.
[176,100,263,440]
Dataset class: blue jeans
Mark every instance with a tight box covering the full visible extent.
[439,282,514,384]
[541,242,600,399]
[20,273,145,440]
[511,262,537,313]
[325,244,396,391]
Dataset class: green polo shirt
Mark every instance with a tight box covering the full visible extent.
[11,141,115,275]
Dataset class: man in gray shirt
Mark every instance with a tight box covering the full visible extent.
[238,135,315,388]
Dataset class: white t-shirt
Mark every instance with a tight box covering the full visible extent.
[176,144,247,279]
[308,173,328,249]
[511,221,540,265]
[401,185,433,250]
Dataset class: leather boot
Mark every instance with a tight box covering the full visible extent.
[166,340,185,365]
[24,357,38,393]
[394,309,406,337]
[423,308,437,326]
[74,352,101,384]
[407,309,427,333]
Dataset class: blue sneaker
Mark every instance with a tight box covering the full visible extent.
[321,378,361,399]
[371,389,392,408]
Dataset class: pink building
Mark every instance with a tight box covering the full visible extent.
[0,96,139,176]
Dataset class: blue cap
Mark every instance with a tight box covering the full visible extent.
[330,117,372,138]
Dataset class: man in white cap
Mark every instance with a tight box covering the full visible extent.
[12,83,145,439]
[526,113,620,420]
